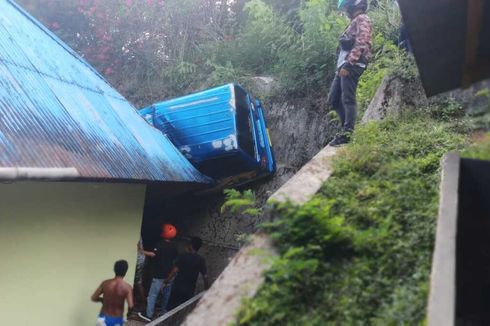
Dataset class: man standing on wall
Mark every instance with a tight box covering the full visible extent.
[92,260,134,326]
[327,0,372,146]
[167,236,210,310]
[138,224,178,322]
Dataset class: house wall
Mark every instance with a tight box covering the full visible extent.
[0,182,145,326]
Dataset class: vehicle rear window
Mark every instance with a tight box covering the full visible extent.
[235,86,255,157]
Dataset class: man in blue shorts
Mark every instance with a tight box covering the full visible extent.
[92,260,134,326]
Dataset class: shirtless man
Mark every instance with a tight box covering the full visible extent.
[91,260,134,326]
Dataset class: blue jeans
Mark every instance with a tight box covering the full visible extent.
[146,279,172,318]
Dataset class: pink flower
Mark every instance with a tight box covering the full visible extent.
[105,67,114,75]
[126,0,132,7]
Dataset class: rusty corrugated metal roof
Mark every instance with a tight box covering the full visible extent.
[0,0,211,184]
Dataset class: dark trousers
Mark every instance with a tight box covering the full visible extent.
[327,64,365,133]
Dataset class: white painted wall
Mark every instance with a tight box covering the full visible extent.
[0,182,146,326]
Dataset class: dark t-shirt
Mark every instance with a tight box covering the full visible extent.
[153,240,178,279]
[173,253,207,293]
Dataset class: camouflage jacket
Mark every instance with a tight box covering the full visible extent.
[341,13,372,66]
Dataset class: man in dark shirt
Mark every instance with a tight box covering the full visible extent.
[138,224,178,322]
[167,237,210,310]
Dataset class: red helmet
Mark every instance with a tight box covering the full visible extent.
[160,224,177,239]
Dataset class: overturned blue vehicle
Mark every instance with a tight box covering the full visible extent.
[140,84,276,186]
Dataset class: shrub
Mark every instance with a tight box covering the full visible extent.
[222,189,262,217]
[461,133,490,161]
[465,88,490,131]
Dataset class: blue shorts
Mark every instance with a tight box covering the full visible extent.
[96,314,124,326]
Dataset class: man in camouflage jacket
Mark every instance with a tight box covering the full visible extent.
[328,0,372,146]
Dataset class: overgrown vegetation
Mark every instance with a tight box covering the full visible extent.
[223,83,489,324]
[464,88,490,131]
[20,0,402,105]
[228,81,487,325]
[462,134,490,161]
[221,189,262,217]
[235,114,466,325]
[461,89,490,160]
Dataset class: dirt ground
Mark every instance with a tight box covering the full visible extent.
[126,320,145,326]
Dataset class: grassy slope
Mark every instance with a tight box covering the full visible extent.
[236,115,466,325]
[462,133,490,160]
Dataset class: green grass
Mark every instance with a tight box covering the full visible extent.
[235,114,466,326]
[461,133,490,161]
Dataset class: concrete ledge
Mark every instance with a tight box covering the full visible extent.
[269,146,337,205]
[182,233,274,326]
[427,152,460,326]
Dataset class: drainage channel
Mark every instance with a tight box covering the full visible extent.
[128,99,337,325]
[183,145,338,326]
